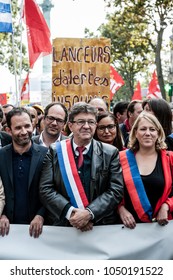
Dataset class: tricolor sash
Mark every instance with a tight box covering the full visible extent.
[120,150,153,222]
[168,133,173,139]
[56,139,89,209]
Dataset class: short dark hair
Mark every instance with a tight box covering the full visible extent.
[6,107,32,128]
[113,101,129,116]
[127,100,142,118]
[142,98,172,136]
[2,104,14,109]
[68,102,97,122]
[44,102,68,123]
[0,107,4,121]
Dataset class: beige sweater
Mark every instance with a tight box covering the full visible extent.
[0,177,5,216]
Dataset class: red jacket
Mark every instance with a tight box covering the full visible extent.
[119,149,173,222]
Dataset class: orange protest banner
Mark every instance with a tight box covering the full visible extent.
[52,37,111,109]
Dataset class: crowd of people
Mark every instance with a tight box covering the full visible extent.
[0,97,173,239]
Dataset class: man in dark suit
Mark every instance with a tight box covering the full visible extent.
[0,130,12,147]
[32,102,68,147]
[1,104,14,126]
[39,102,124,231]
[119,100,143,146]
[0,107,48,238]
[0,106,12,147]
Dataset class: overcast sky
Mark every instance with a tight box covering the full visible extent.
[1,0,171,93]
[50,0,107,38]
[1,0,108,93]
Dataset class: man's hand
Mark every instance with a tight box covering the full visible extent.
[0,215,10,236]
[29,215,44,238]
[80,221,93,232]
[69,209,91,229]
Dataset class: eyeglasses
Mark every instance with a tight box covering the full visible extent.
[71,119,97,126]
[46,115,65,125]
[97,124,116,131]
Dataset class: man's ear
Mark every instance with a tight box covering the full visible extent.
[116,112,121,120]
[67,122,73,132]
[5,127,12,135]
[128,112,133,118]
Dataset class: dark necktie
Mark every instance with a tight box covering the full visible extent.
[76,146,85,168]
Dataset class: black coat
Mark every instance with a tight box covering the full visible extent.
[39,139,124,226]
[0,131,12,147]
[0,142,48,223]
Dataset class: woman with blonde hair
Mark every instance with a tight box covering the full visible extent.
[118,112,173,228]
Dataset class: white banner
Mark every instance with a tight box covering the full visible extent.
[0,221,173,260]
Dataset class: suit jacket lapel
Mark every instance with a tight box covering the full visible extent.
[154,150,172,215]
[91,139,103,175]
[5,145,13,187]
[90,140,102,201]
[28,144,40,188]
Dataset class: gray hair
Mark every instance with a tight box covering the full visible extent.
[68,102,98,122]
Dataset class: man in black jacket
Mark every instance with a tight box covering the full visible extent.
[0,130,12,147]
[39,102,124,232]
[0,107,48,237]
[0,106,12,147]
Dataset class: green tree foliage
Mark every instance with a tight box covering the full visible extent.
[0,0,28,74]
[99,10,151,99]
[101,0,173,100]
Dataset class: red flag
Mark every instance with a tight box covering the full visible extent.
[146,70,162,99]
[0,94,7,105]
[132,81,142,100]
[23,0,52,69]
[21,72,30,104]
[110,65,125,100]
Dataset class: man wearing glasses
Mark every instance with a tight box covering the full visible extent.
[39,102,124,232]
[32,102,68,148]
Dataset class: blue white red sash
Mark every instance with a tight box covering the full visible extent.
[119,149,153,222]
[56,139,89,209]
[168,133,173,139]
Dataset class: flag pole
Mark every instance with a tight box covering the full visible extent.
[11,32,19,106]
[0,0,19,105]
[19,0,24,107]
